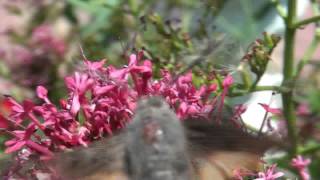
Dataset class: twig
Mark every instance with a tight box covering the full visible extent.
[292,15,320,29]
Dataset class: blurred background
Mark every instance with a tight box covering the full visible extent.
[0,0,317,98]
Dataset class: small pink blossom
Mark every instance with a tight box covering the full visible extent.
[31,24,66,56]
[231,104,247,128]
[64,72,94,115]
[223,74,234,88]
[217,75,234,123]
[297,103,311,116]
[233,168,255,180]
[291,155,311,180]
[259,103,282,115]
[0,113,9,128]
[255,164,284,180]
[84,59,106,71]
[36,86,51,104]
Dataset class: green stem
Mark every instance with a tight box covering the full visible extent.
[292,15,320,29]
[253,85,288,92]
[249,75,262,91]
[229,85,287,97]
[282,0,298,157]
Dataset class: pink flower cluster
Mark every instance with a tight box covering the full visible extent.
[0,51,233,178]
[291,155,311,180]
[255,165,284,180]
[31,24,66,57]
[233,164,284,180]
[234,156,312,180]
[1,24,67,87]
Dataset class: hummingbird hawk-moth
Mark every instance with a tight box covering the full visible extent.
[47,96,278,180]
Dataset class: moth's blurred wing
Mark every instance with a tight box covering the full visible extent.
[52,133,127,180]
[196,151,261,180]
[185,120,277,179]
[0,154,14,176]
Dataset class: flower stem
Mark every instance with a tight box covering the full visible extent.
[282,0,298,157]
[229,85,288,97]
[292,15,320,29]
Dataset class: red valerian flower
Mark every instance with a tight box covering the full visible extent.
[291,155,311,180]
[36,85,51,104]
[255,164,284,180]
[258,103,282,115]
[5,125,52,157]
[296,103,311,116]
[64,72,94,115]
[216,74,234,123]
[233,164,284,180]
[0,113,9,129]
[31,24,66,57]
[1,51,234,178]
[231,104,247,128]
[233,168,255,180]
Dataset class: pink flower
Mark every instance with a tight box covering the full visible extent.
[291,155,311,180]
[64,73,94,115]
[233,168,255,180]
[223,74,234,88]
[0,113,9,129]
[297,103,311,116]
[3,97,44,129]
[31,24,66,56]
[5,125,52,157]
[32,25,52,43]
[217,75,234,123]
[36,86,51,104]
[231,104,247,128]
[258,103,282,115]
[255,164,284,180]
[14,46,33,64]
[84,59,106,71]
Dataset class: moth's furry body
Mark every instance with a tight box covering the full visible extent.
[125,97,191,180]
